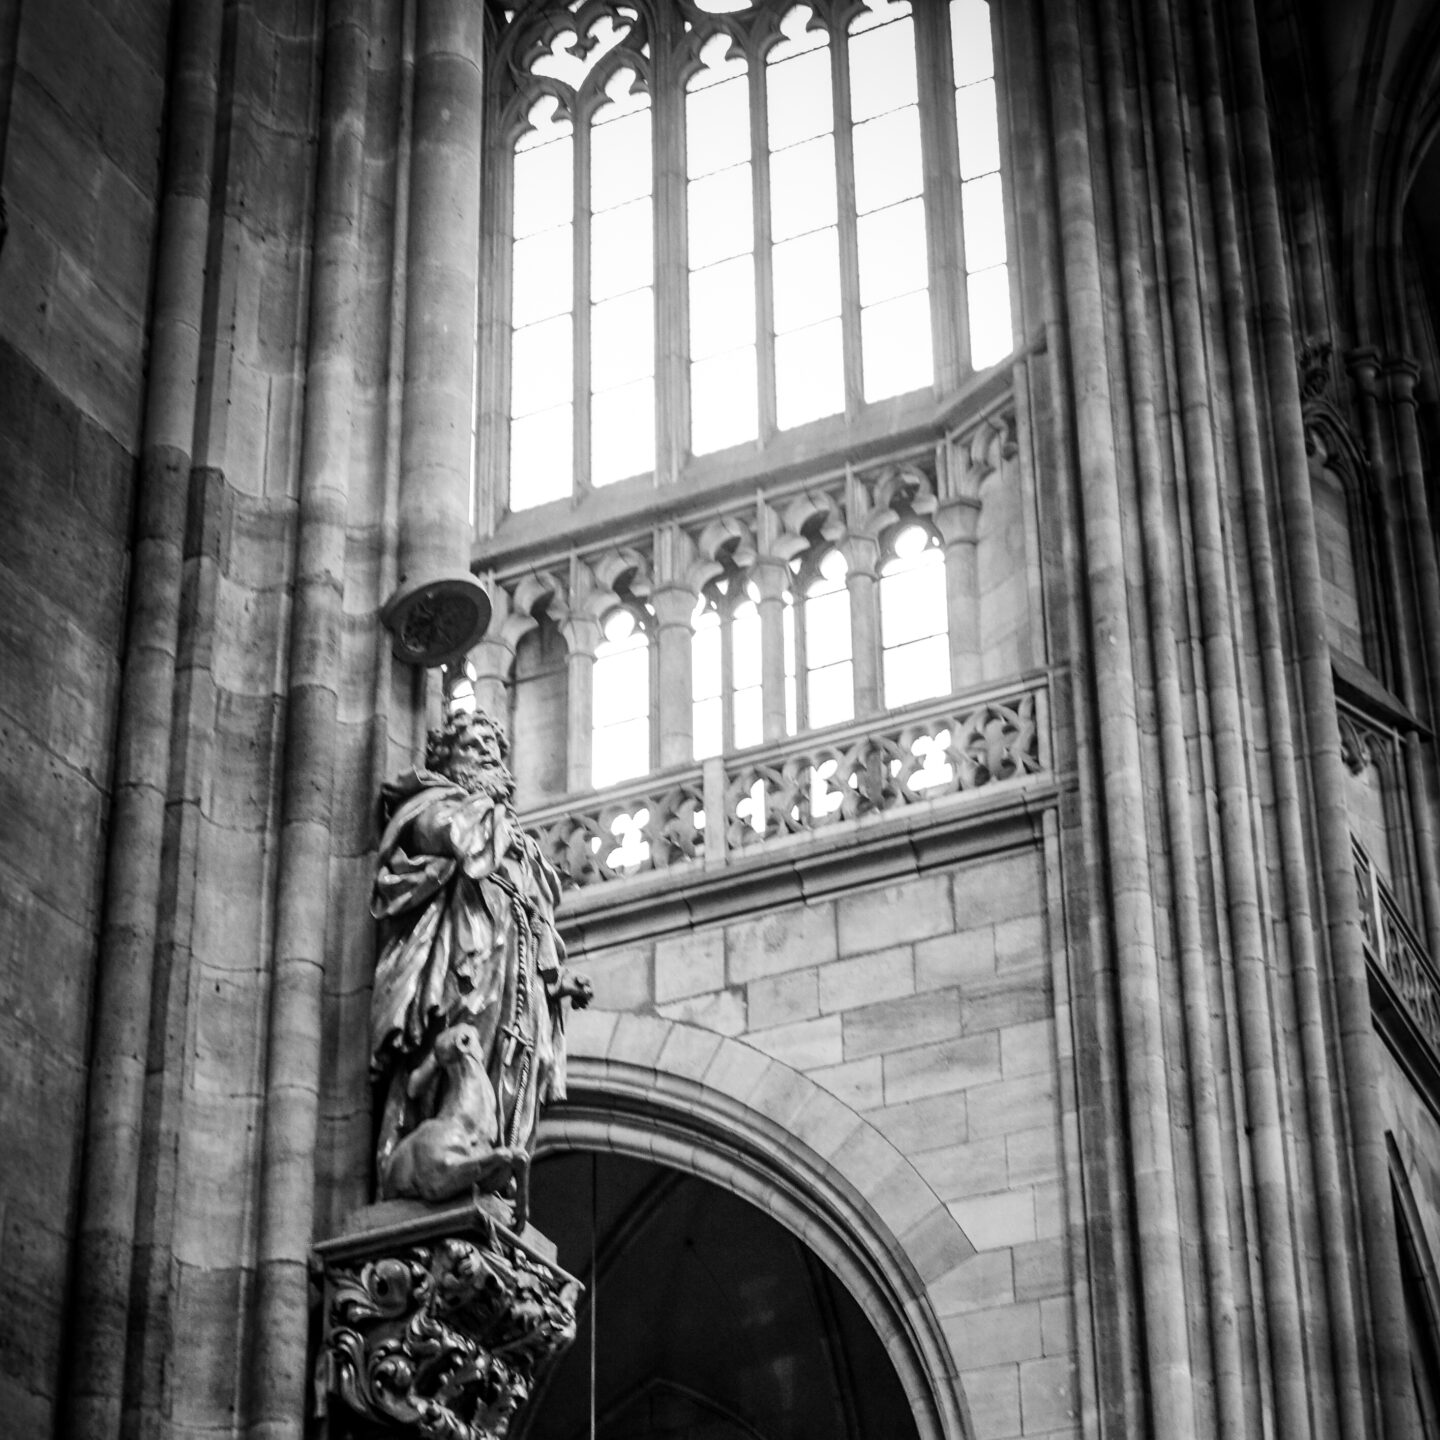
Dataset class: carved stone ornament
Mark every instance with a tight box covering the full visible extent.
[314,1199,581,1440]
[1298,338,1334,402]
[381,574,494,667]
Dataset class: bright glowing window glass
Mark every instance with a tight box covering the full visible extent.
[592,609,652,787]
[510,100,574,509]
[804,551,853,728]
[688,36,757,455]
[881,527,950,707]
[590,73,654,488]
[848,9,931,401]
[951,0,1011,368]
[768,6,842,429]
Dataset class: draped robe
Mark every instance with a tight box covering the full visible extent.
[369,766,569,1178]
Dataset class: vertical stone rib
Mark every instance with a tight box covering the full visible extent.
[61,6,224,1436]
[1139,2,1315,1433]
[1229,4,1420,1436]
[1192,6,1370,1436]
[1387,364,1440,744]
[1092,0,1252,1431]
[0,0,21,171]
[396,0,483,590]
[1042,0,1198,1433]
[246,5,369,1436]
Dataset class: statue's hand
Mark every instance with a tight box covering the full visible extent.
[563,973,593,1010]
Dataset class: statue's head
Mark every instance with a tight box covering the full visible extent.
[425,708,514,801]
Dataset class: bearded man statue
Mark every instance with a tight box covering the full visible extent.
[369,706,590,1216]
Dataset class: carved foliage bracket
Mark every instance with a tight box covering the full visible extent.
[314,1206,581,1440]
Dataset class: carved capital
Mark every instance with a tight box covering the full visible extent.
[946,411,1015,501]
[1297,338,1334,402]
[314,1204,580,1440]
[1338,711,1376,776]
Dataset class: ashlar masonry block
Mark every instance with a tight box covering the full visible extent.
[837,873,953,956]
[818,944,915,1013]
[726,900,837,982]
[654,926,724,1003]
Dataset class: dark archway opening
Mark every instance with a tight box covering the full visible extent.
[517,1151,923,1440]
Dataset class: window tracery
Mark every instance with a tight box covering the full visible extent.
[486,0,1014,515]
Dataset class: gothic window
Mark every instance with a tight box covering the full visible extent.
[487,0,1014,514]
[692,571,764,759]
[591,605,654,787]
[501,10,654,511]
[792,546,854,731]
[880,522,949,707]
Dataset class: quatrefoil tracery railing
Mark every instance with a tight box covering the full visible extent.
[522,676,1046,888]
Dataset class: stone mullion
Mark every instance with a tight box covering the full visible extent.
[913,0,965,390]
[62,5,226,1437]
[936,496,981,691]
[1226,3,1421,1434]
[564,576,601,793]
[654,586,698,768]
[652,9,687,487]
[752,52,778,443]
[573,107,593,497]
[843,533,882,717]
[831,24,864,416]
[755,556,791,741]
[1041,1,1200,1436]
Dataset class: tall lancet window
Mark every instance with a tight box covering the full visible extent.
[504,10,654,511]
[849,1,931,400]
[687,34,758,455]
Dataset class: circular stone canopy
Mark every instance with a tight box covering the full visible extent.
[519,1151,922,1440]
[380,572,492,667]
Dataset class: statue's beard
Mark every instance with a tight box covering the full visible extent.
[444,759,514,801]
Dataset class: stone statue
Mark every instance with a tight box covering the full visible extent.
[369,706,591,1220]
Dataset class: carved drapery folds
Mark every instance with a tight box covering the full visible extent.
[314,1206,580,1440]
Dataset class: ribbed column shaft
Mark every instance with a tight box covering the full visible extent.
[245,4,370,1436]
[1043,0,1199,1431]
[1229,4,1420,1435]
[62,6,225,1435]
[1193,7,1370,1434]
[1138,3,1313,1433]
[1092,0,1253,1431]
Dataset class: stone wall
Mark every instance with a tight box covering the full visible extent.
[565,842,1077,1439]
[0,0,169,1428]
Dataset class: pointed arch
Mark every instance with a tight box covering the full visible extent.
[537,1010,982,1440]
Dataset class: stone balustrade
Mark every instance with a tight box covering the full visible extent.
[522,674,1048,890]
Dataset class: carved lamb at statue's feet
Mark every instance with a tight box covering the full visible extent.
[380,1024,518,1204]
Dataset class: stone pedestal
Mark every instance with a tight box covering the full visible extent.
[313,1196,581,1440]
